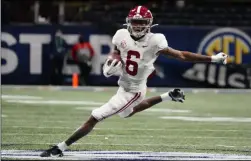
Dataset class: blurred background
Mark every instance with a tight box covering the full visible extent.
[1,0,251,88]
[2,1,251,158]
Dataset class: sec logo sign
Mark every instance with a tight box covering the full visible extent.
[197,28,251,64]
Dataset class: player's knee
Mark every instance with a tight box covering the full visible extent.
[91,108,104,122]
[87,115,99,124]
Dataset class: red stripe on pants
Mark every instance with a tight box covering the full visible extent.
[103,92,140,120]
[117,92,141,113]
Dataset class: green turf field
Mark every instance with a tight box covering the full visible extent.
[2,87,251,156]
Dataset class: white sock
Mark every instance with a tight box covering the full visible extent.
[160,92,172,101]
[57,142,68,151]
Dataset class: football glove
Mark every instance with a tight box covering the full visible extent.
[168,88,185,103]
[103,59,122,77]
[211,52,228,64]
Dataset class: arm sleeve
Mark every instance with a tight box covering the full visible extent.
[112,29,127,46]
[156,34,168,52]
[112,30,120,46]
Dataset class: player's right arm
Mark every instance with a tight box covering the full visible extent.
[112,46,120,55]
[103,46,121,78]
[110,29,125,58]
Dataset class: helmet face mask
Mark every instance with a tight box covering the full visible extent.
[126,6,153,38]
[127,18,151,38]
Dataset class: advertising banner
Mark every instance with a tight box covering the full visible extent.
[1,25,251,88]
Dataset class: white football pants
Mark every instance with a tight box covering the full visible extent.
[92,87,146,121]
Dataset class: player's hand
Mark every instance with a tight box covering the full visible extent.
[168,89,185,103]
[211,52,228,64]
[103,59,122,77]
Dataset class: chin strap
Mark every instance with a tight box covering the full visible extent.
[123,23,159,38]
[151,24,159,28]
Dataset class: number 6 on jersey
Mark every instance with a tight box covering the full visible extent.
[125,50,140,76]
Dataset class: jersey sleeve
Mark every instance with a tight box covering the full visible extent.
[155,34,168,52]
[112,29,128,47]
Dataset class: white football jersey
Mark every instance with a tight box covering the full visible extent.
[112,29,168,92]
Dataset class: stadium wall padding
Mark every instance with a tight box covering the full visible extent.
[1,25,251,88]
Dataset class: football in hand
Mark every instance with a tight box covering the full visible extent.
[107,53,121,66]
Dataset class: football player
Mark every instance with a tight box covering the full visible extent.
[40,6,227,157]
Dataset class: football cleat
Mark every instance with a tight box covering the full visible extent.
[169,88,185,103]
[40,145,63,157]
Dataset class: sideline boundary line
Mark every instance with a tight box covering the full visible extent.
[2,150,251,160]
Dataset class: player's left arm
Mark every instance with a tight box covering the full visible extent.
[156,34,228,64]
[159,47,228,64]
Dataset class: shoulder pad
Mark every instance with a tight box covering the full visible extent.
[112,29,129,46]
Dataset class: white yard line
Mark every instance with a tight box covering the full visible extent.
[4,125,251,131]
[3,119,244,126]
[217,144,236,148]
[2,133,251,140]
[1,115,8,118]
[5,100,104,105]
[75,107,97,110]
[1,95,43,100]
[3,120,76,123]
[160,116,251,122]
[3,120,79,123]
[147,108,191,113]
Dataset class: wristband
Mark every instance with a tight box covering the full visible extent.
[211,55,217,62]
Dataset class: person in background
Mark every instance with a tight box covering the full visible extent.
[71,35,94,85]
[50,30,68,85]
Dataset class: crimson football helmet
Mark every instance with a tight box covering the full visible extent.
[126,6,156,38]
